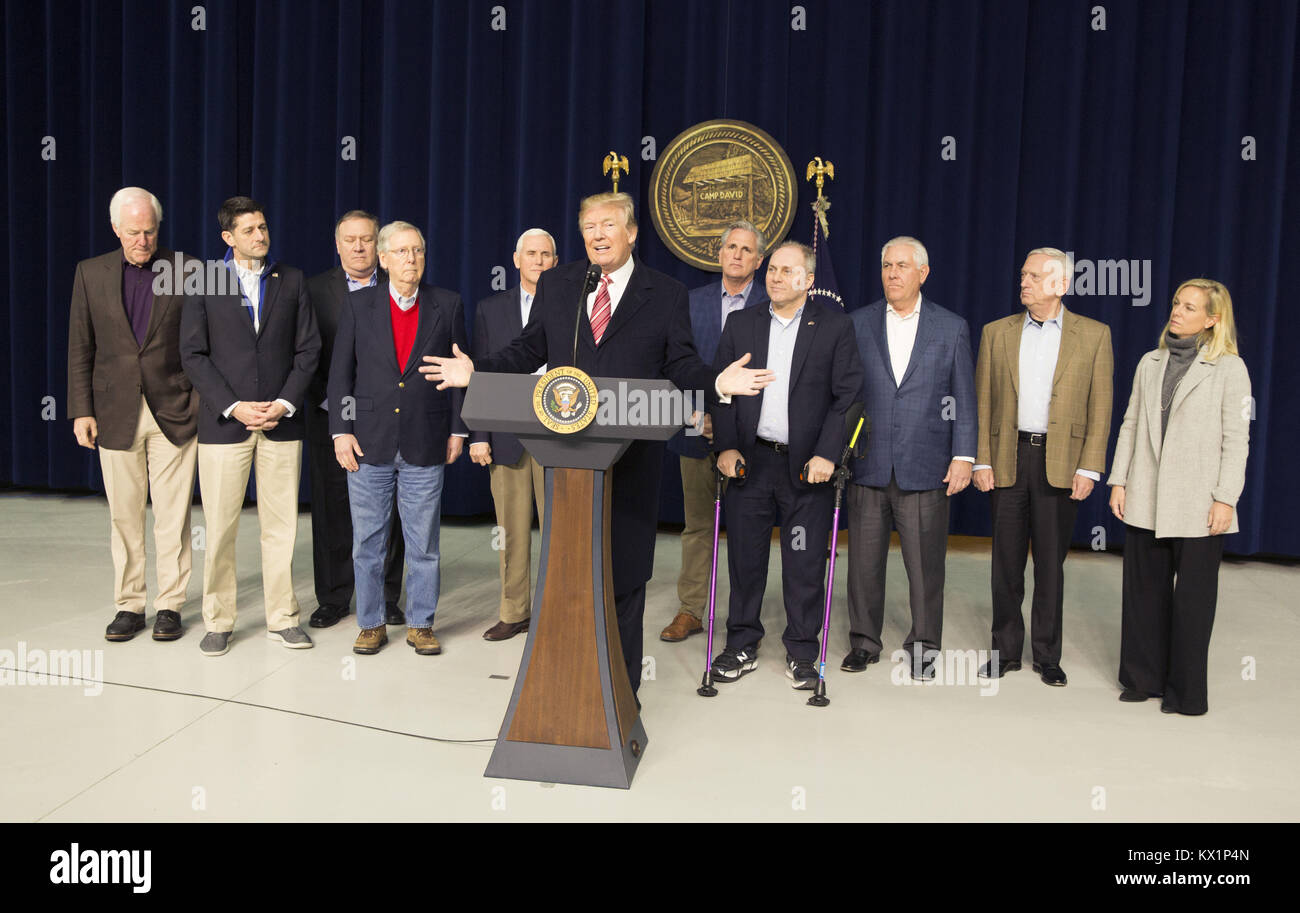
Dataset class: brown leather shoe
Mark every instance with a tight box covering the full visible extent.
[406,627,442,655]
[660,611,704,642]
[483,619,529,641]
[353,626,388,654]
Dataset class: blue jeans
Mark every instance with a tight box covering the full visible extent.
[347,454,443,630]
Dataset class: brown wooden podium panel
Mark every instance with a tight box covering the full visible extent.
[506,469,608,748]
[602,487,640,740]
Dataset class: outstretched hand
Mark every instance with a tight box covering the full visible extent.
[420,343,475,389]
[717,352,776,396]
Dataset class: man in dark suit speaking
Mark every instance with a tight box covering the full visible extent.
[709,241,864,688]
[420,192,773,698]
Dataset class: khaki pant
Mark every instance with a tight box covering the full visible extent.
[98,397,198,615]
[197,432,302,632]
[488,451,545,623]
[677,454,719,619]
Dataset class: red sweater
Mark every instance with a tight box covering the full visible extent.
[390,293,419,370]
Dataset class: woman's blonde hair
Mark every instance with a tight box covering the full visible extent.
[1160,278,1238,360]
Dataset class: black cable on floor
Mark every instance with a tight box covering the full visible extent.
[0,665,497,744]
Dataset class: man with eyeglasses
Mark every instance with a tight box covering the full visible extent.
[328,221,467,656]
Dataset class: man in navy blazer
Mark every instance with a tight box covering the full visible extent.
[421,192,774,700]
[841,237,976,680]
[329,221,467,657]
[180,196,321,657]
[660,221,770,644]
[468,228,556,642]
[710,241,864,689]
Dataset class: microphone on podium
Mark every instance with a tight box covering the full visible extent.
[572,263,603,365]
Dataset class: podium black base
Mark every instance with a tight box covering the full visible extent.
[484,717,648,789]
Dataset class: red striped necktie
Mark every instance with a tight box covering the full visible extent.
[591,274,612,343]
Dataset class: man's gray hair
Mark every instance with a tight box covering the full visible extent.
[515,227,556,254]
[109,187,162,226]
[720,220,767,256]
[1027,246,1074,294]
[773,240,816,275]
[377,220,426,253]
[881,235,929,268]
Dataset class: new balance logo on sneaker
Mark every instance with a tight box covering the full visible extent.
[786,657,818,690]
[710,647,758,682]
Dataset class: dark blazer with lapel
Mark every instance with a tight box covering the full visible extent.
[668,277,770,459]
[469,285,528,466]
[306,265,387,409]
[67,247,200,450]
[475,257,716,593]
[180,258,320,444]
[328,282,468,466]
[849,296,977,490]
[711,297,864,490]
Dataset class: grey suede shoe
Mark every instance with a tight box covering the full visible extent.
[267,626,313,649]
[200,631,231,656]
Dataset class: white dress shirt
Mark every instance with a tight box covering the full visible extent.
[224,258,294,420]
[885,296,922,386]
[586,255,636,322]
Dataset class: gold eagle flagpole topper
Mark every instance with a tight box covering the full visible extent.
[603,151,629,192]
[806,156,834,237]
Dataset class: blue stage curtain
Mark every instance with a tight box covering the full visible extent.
[3,0,1297,555]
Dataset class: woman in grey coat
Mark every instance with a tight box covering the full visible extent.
[1107,278,1250,715]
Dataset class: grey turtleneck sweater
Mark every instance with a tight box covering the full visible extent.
[1161,331,1200,438]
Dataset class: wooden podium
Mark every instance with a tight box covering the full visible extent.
[461,372,682,789]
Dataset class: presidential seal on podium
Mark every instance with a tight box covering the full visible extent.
[533,366,599,434]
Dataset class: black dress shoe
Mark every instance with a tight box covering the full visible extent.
[911,656,936,681]
[152,610,183,641]
[385,602,405,626]
[977,658,1022,679]
[308,603,350,628]
[1119,689,1149,702]
[105,611,146,642]
[839,648,879,673]
[1033,662,1068,686]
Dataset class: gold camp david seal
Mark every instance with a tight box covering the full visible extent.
[533,366,599,434]
[649,119,798,271]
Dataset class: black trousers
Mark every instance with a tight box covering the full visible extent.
[1120,526,1223,715]
[615,584,646,697]
[306,406,404,610]
[846,474,949,658]
[723,444,834,662]
[988,438,1079,665]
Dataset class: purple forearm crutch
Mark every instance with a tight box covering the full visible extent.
[698,457,744,697]
[809,409,867,708]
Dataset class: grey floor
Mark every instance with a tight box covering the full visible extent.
[1,490,1296,822]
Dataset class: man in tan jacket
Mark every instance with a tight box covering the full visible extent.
[973,248,1112,686]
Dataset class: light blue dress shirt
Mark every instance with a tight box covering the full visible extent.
[982,305,1097,482]
[755,303,805,445]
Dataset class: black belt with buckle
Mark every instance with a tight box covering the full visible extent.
[756,438,789,454]
[1018,431,1047,446]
